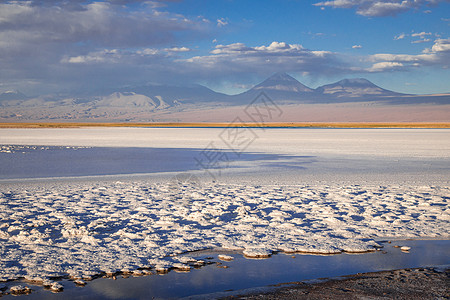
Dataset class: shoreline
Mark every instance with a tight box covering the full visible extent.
[223,266,450,300]
[2,266,449,299]
[2,267,449,299]
[0,239,448,299]
[1,122,450,128]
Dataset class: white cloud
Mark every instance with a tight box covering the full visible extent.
[0,0,210,93]
[256,41,295,51]
[61,48,168,64]
[136,48,160,55]
[395,31,436,44]
[61,45,194,65]
[368,61,404,72]
[209,42,305,55]
[61,50,118,64]
[367,38,450,71]
[0,2,205,50]
[0,1,207,57]
[314,0,355,8]
[360,1,411,16]
[181,41,345,77]
[217,18,228,27]
[411,32,432,38]
[352,45,362,49]
[430,38,450,52]
[314,0,448,17]
[210,43,252,54]
[370,53,433,62]
[412,38,431,43]
[165,47,191,52]
[394,33,407,40]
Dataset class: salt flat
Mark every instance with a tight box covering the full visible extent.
[1,128,449,184]
[0,128,448,289]
[1,128,449,158]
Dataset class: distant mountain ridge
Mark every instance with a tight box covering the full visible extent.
[0,90,28,102]
[0,73,449,121]
[230,73,419,104]
[316,78,403,98]
[1,73,447,104]
[253,72,314,93]
[232,72,315,103]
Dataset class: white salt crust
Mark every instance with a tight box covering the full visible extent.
[0,181,448,282]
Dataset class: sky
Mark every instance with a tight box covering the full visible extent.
[0,0,449,96]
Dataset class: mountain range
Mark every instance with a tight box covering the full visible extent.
[0,73,449,122]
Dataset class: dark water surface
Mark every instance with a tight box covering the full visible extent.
[0,145,311,180]
[1,145,448,184]
[2,239,449,299]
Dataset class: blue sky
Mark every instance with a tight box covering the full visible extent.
[0,0,449,96]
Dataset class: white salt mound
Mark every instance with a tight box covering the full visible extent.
[218,254,234,261]
[50,282,63,292]
[74,279,86,286]
[9,285,32,295]
[243,248,272,258]
[173,263,191,271]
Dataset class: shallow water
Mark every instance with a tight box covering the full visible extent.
[3,240,449,299]
[0,143,447,185]
[0,145,314,180]
[1,128,449,184]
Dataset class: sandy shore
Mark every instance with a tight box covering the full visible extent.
[227,267,450,299]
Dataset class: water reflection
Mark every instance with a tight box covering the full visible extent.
[7,240,449,299]
[0,146,314,179]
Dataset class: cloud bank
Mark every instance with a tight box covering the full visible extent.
[367,38,450,71]
[0,0,448,95]
[0,0,208,93]
[314,0,447,17]
[180,42,348,79]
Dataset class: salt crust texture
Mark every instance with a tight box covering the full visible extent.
[0,181,448,282]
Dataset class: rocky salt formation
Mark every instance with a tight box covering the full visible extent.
[218,255,234,261]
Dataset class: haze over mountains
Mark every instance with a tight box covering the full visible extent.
[1,73,449,122]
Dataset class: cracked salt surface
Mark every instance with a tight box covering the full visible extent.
[0,181,449,284]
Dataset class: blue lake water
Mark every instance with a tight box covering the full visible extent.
[2,240,449,299]
[1,144,448,184]
[0,145,313,180]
